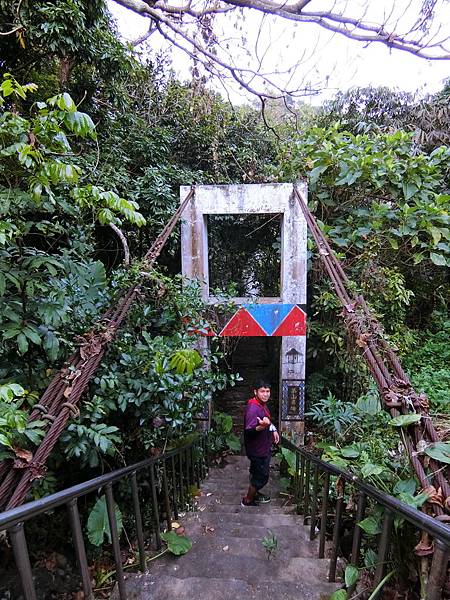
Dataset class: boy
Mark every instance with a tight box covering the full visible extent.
[241,379,279,506]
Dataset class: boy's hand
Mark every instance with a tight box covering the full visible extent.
[273,430,280,444]
[256,416,270,429]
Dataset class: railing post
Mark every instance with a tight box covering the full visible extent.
[149,463,162,549]
[105,483,126,600]
[309,464,320,540]
[303,459,311,525]
[373,509,394,595]
[318,471,330,558]
[294,452,299,502]
[298,454,305,512]
[351,491,366,566]
[130,472,147,572]
[9,523,37,600]
[161,459,172,531]
[170,455,179,520]
[347,490,366,597]
[329,479,345,582]
[178,451,185,509]
[426,539,449,600]
[67,499,94,598]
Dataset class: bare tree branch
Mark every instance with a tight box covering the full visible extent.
[111,0,450,100]
[109,223,130,266]
[112,0,450,57]
[0,25,23,36]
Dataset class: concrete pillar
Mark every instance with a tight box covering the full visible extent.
[180,184,307,442]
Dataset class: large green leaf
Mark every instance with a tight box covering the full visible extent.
[160,531,192,555]
[358,516,382,536]
[0,383,25,402]
[429,252,447,266]
[361,463,384,478]
[227,434,241,452]
[341,445,360,458]
[0,433,12,448]
[390,414,421,427]
[344,564,359,587]
[424,442,450,464]
[280,448,297,474]
[356,393,380,416]
[87,496,123,547]
[169,349,202,374]
[394,478,417,495]
[329,590,348,600]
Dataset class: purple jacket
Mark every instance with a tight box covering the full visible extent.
[243,399,273,458]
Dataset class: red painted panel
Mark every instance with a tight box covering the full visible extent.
[272,305,306,336]
[220,308,267,336]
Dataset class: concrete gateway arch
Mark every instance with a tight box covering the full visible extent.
[180,183,308,443]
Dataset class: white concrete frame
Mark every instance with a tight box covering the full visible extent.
[180,183,308,441]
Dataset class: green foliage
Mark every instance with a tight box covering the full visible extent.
[358,515,382,536]
[279,125,449,269]
[330,590,348,600]
[57,274,240,470]
[87,495,123,546]
[403,315,450,412]
[0,75,145,389]
[423,442,450,465]
[160,531,192,555]
[209,411,241,454]
[261,529,278,560]
[390,414,422,427]
[306,392,359,438]
[280,447,298,476]
[62,423,120,468]
[169,349,202,375]
[344,564,359,587]
[0,382,44,451]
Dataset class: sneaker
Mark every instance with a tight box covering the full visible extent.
[241,497,257,507]
[255,493,271,504]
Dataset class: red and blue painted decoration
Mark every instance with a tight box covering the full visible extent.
[219,304,307,337]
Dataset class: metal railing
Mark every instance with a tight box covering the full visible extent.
[281,437,450,600]
[0,435,208,600]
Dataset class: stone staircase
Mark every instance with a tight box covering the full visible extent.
[118,455,341,599]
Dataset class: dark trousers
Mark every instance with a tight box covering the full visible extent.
[249,455,271,490]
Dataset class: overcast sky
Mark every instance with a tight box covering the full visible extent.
[107,1,450,104]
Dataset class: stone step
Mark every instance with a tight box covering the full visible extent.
[195,502,299,515]
[117,573,339,600]
[148,549,333,587]
[167,534,321,560]
[185,510,307,529]
[181,519,313,543]
[197,491,293,506]
[200,484,281,496]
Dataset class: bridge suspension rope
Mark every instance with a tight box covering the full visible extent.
[295,186,450,519]
[0,187,195,511]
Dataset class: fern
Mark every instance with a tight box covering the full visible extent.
[169,349,202,374]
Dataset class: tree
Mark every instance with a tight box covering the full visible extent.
[110,0,450,99]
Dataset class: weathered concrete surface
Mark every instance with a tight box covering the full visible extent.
[113,454,341,600]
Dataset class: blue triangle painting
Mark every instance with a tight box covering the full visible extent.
[245,304,295,336]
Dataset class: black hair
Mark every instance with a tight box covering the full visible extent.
[252,378,271,390]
